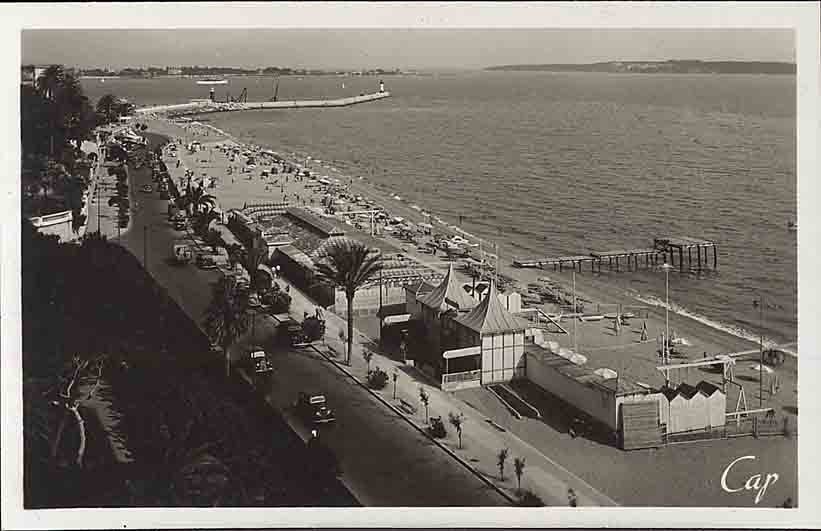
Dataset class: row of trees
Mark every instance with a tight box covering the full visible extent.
[21,64,135,226]
[22,64,135,158]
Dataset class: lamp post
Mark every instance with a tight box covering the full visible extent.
[660,262,674,384]
[392,369,399,400]
[756,293,765,407]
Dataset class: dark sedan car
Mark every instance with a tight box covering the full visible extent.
[295,392,336,424]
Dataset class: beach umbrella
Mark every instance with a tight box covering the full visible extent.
[569,353,587,365]
[594,368,618,380]
[545,341,561,354]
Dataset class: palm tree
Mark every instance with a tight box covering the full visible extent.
[96,94,118,124]
[513,456,526,491]
[238,236,270,293]
[36,65,65,101]
[497,448,509,481]
[313,239,382,365]
[203,275,250,377]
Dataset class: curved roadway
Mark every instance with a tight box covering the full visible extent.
[118,137,509,507]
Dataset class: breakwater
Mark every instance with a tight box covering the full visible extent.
[136,91,391,116]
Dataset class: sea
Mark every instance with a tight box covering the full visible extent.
[80,71,798,346]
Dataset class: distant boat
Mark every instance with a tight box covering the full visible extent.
[196,79,228,85]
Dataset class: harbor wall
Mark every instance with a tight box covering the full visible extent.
[136,92,391,115]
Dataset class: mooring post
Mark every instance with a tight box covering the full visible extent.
[713,245,717,269]
[688,247,692,270]
[679,247,684,272]
[697,246,702,271]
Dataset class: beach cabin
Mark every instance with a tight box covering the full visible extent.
[659,381,726,434]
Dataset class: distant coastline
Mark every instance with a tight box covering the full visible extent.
[485,60,796,75]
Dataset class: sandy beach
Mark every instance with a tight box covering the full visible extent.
[143,115,798,422]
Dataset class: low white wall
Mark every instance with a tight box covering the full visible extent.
[335,284,406,316]
[525,351,618,430]
[29,210,76,243]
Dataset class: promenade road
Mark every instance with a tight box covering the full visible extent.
[118,139,509,506]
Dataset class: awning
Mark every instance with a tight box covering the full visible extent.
[383,314,411,326]
[443,345,481,360]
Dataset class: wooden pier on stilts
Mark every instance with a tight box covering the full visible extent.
[511,255,596,272]
[512,236,717,273]
[653,237,717,272]
[590,248,664,273]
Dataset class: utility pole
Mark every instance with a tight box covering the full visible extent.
[758,294,764,408]
[661,262,674,385]
[572,270,578,353]
[97,180,101,232]
[143,225,148,267]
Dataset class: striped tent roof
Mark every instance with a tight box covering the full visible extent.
[454,281,530,335]
[417,264,477,312]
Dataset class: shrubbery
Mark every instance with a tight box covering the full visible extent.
[367,367,389,390]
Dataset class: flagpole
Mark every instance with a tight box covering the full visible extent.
[573,270,578,353]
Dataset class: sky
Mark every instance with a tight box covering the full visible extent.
[21,28,795,71]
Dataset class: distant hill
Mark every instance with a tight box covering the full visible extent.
[485,60,796,75]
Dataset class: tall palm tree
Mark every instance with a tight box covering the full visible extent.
[313,239,382,365]
[203,275,250,377]
[96,94,118,124]
[238,236,270,293]
[36,65,65,101]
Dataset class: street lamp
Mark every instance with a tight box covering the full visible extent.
[755,293,765,407]
[660,262,674,384]
[392,369,399,400]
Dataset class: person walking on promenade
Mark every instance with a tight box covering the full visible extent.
[640,321,648,341]
[567,488,578,507]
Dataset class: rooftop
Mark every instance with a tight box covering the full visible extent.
[455,281,531,335]
[418,264,478,312]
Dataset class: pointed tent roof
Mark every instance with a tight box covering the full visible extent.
[417,265,477,312]
[454,281,530,335]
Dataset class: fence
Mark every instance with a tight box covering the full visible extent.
[442,370,481,392]
[663,415,791,446]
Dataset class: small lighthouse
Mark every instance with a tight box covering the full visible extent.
[379,80,385,93]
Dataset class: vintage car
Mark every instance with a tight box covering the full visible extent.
[195,253,218,270]
[249,349,273,374]
[295,392,335,424]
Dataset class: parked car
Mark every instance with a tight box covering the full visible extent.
[295,392,335,424]
[196,253,217,270]
[141,184,153,193]
[249,348,273,373]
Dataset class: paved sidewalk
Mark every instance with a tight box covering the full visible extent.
[277,277,617,507]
